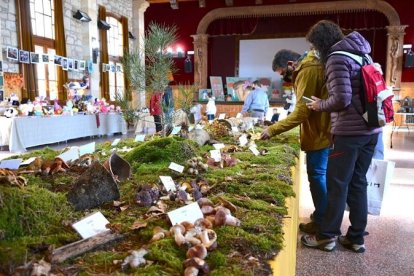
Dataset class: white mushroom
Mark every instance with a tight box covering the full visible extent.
[186,244,207,259]
[198,229,217,249]
[170,224,186,246]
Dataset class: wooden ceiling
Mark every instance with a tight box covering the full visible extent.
[146,0,271,9]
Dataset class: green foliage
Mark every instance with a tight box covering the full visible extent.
[123,22,178,94]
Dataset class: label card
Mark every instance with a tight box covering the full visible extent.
[168,202,204,225]
[159,176,176,192]
[20,157,37,166]
[239,134,248,147]
[195,124,204,130]
[169,162,184,173]
[249,146,260,156]
[218,113,226,120]
[72,211,110,239]
[188,126,194,132]
[0,159,22,170]
[210,149,221,162]
[58,147,80,162]
[170,126,182,136]
[111,138,121,146]
[236,113,243,119]
[213,143,225,150]
[134,134,146,142]
[79,142,95,156]
[231,126,239,133]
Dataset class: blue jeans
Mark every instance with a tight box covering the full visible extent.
[319,134,378,244]
[306,147,329,225]
[372,131,384,160]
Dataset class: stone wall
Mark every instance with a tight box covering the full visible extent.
[0,0,19,73]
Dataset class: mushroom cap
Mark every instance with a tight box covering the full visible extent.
[186,244,208,259]
[170,224,185,235]
[197,197,214,207]
[194,218,213,229]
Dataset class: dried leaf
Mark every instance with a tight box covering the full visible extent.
[131,220,148,230]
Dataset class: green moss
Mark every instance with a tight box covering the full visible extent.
[0,186,75,240]
[146,238,186,272]
[9,147,59,161]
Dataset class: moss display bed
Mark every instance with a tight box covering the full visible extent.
[0,128,299,275]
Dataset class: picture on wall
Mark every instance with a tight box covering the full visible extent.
[61,58,68,70]
[110,64,116,73]
[209,76,224,101]
[19,50,30,64]
[54,55,62,65]
[0,90,3,101]
[7,47,19,61]
[42,54,49,63]
[105,64,111,72]
[78,60,86,70]
[226,77,251,102]
[74,60,79,71]
[116,64,122,72]
[198,88,212,101]
[67,59,74,70]
[102,63,107,72]
[30,52,40,63]
[0,61,2,72]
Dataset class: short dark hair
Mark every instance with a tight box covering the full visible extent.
[272,50,301,72]
[306,20,344,64]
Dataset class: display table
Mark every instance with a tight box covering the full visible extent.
[1,113,127,152]
[390,112,414,148]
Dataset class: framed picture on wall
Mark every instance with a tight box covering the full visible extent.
[116,64,122,72]
[226,77,251,102]
[41,54,49,63]
[54,55,62,65]
[19,50,30,64]
[78,60,86,70]
[7,47,19,61]
[0,61,2,72]
[30,52,40,63]
[67,58,74,70]
[61,58,68,70]
[73,60,79,71]
[102,63,107,72]
[198,88,211,101]
[209,76,224,101]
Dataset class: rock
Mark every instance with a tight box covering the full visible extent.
[187,129,210,146]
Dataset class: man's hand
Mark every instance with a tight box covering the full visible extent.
[260,128,271,140]
[306,96,321,111]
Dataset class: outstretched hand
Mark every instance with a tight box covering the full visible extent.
[260,128,271,140]
[306,96,321,111]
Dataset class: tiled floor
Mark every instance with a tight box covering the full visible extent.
[296,125,414,276]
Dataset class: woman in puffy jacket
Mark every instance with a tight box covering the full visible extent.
[301,20,381,253]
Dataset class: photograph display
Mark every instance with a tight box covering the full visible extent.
[209,76,224,101]
[19,50,30,63]
[30,52,40,63]
[7,47,19,61]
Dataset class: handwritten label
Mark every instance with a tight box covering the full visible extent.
[213,143,225,150]
[239,134,248,147]
[134,134,146,142]
[57,147,80,162]
[159,176,176,192]
[249,146,260,156]
[236,113,243,119]
[218,113,226,120]
[168,202,204,225]
[111,138,121,146]
[195,124,204,130]
[72,212,110,239]
[170,126,182,136]
[169,162,184,173]
[0,159,22,170]
[231,126,239,132]
[79,142,95,156]
[210,149,222,162]
[20,157,36,166]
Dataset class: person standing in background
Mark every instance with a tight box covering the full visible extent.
[262,49,331,234]
[241,80,270,122]
[150,91,163,133]
[190,100,203,124]
[206,92,216,121]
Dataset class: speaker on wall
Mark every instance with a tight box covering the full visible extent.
[404,51,414,68]
[98,20,111,30]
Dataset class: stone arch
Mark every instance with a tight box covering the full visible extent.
[193,0,406,88]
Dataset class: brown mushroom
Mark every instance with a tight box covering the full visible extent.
[214,209,240,227]
[170,224,186,246]
[149,226,169,243]
[194,218,213,230]
[186,244,207,259]
[183,257,209,275]
[198,229,217,249]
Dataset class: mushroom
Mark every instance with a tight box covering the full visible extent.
[218,196,238,213]
[194,218,213,230]
[198,229,217,250]
[183,257,209,276]
[170,224,186,246]
[184,228,202,246]
[214,208,241,227]
[121,248,148,269]
[186,244,207,259]
[149,226,169,243]
[201,205,215,216]
[197,198,214,208]
[181,221,194,231]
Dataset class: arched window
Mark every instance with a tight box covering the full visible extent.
[106,15,125,102]
[29,0,59,100]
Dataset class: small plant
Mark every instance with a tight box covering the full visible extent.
[114,90,137,128]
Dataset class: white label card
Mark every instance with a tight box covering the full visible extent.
[188,126,194,132]
[218,113,226,120]
[72,211,110,239]
[20,157,37,166]
[210,149,221,162]
[111,138,121,146]
[213,143,225,150]
[159,176,176,192]
[231,126,239,132]
[58,147,80,162]
[79,142,95,156]
[134,134,146,142]
[239,134,248,147]
[169,162,184,173]
[170,126,182,135]
[249,146,260,156]
[0,159,23,170]
[236,113,243,119]
[168,202,204,225]
[195,124,204,130]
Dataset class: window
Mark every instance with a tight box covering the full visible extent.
[106,16,125,101]
[30,0,58,100]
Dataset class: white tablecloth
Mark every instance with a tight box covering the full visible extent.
[3,113,126,152]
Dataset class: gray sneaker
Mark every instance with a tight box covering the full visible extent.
[301,234,336,252]
[338,235,365,253]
